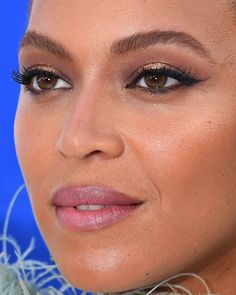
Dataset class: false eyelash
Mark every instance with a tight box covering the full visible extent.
[126,65,200,94]
[12,67,58,86]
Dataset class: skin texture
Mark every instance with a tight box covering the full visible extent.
[15,0,236,293]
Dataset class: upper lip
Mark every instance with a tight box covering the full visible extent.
[52,185,143,207]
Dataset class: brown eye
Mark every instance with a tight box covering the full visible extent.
[36,75,58,90]
[136,73,180,90]
[144,74,168,89]
[31,73,71,92]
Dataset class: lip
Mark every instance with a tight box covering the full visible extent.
[52,185,143,231]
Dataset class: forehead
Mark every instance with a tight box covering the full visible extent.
[27,0,234,61]
[29,0,232,23]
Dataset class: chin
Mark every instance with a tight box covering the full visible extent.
[53,257,176,294]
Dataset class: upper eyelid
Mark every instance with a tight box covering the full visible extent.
[22,65,73,85]
[127,64,195,84]
[126,62,191,82]
[20,62,196,88]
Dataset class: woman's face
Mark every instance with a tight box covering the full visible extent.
[15,0,236,293]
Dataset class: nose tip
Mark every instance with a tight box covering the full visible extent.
[56,98,125,160]
[57,130,124,160]
[56,86,125,161]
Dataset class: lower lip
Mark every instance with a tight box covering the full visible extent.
[55,205,140,231]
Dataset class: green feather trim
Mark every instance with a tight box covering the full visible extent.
[0,185,213,295]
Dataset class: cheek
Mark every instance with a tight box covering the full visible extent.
[14,98,62,254]
[14,89,236,291]
[14,98,58,206]
[133,102,236,247]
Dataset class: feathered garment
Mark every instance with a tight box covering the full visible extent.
[0,185,212,295]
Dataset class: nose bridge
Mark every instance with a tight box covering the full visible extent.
[64,94,105,144]
[57,86,124,160]
[68,95,99,134]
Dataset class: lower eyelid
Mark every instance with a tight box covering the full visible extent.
[24,84,72,95]
[130,81,190,96]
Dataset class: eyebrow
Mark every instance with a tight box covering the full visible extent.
[111,30,210,59]
[20,31,73,60]
[20,29,210,61]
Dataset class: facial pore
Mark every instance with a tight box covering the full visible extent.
[15,0,236,293]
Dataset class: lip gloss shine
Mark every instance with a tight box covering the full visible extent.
[52,185,142,231]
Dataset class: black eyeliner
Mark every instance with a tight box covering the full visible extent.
[12,67,58,86]
[12,66,73,96]
[127,67,196,87]
[125,64,201,95]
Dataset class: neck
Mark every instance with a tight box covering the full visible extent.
[174,241,236,294]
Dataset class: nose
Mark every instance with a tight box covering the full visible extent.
[56,94,125,160]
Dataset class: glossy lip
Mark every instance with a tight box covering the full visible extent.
[52,185,143,231]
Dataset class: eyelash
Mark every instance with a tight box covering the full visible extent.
[12,67,71,94]
[126,65,200,95]
[12,64,200,96]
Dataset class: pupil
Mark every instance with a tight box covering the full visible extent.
[145,74,167,88]
[37,75,57,89]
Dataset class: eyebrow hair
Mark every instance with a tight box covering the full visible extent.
[20,30,210,62]
[20,31,73,60]
[110,30,210,59]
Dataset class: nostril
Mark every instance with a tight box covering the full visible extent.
[85,150,101,158]
[57,126,125,160]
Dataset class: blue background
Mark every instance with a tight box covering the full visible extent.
[0,1,50,265]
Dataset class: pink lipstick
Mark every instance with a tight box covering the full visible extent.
[52,185,142,231]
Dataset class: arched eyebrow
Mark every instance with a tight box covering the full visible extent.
[111,30,211,59]
[20,30,73,61]
[20,29,211,61]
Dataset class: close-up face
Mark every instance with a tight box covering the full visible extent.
[14,0,236,293]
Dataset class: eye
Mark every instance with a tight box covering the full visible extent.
[12,67,72,94]
[31,73,71,91]
[137,73,180,90]
[126,63,199,95]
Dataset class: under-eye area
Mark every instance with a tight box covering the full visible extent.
[11,0,236,294]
